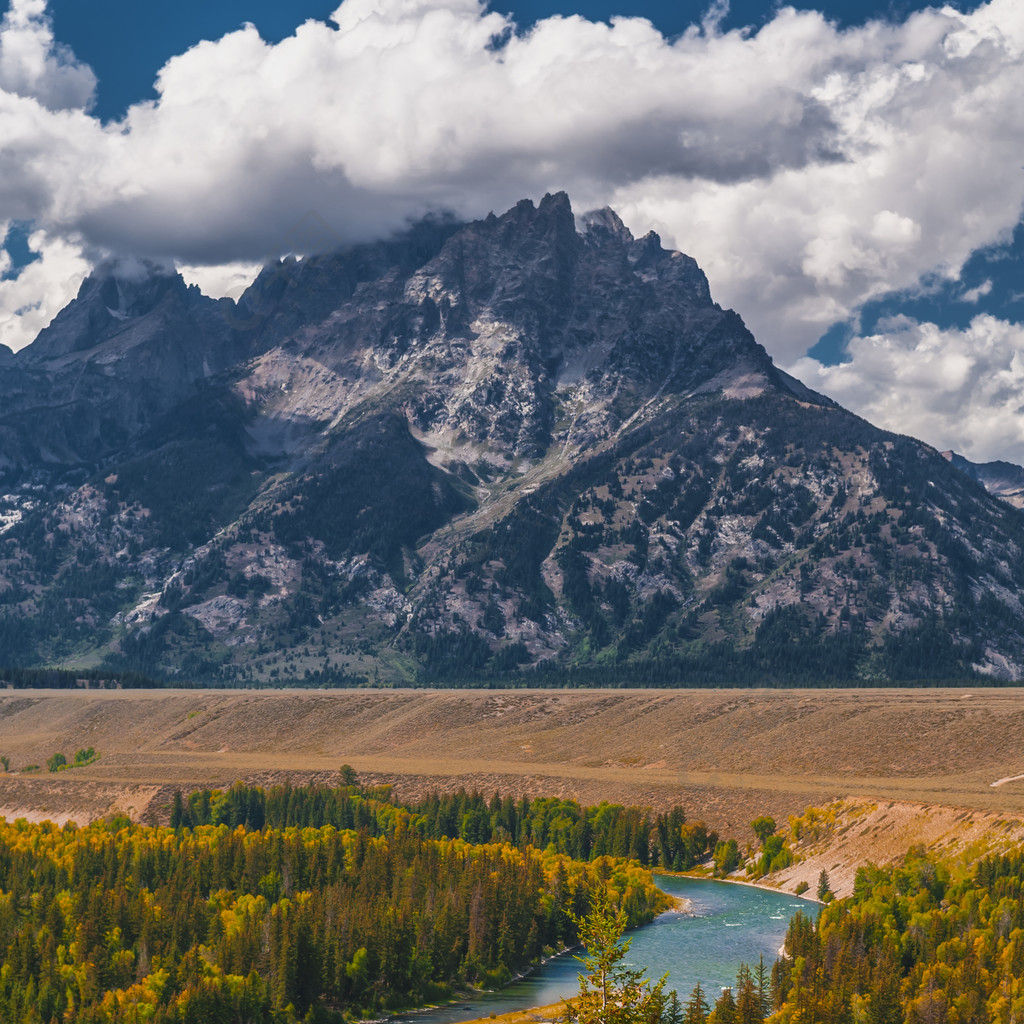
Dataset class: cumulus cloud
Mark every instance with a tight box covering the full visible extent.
[178,260,264,301]
[0,0,94,110]
[1,0,1024,463]
[2,0,1023,307]
[0,226,90,352]
[57,0,844,269]
[790,315,1024,464]
[612,0,1024,360]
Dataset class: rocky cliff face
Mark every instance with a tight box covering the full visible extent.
[0,259,245,475]
[1,194,1023,684]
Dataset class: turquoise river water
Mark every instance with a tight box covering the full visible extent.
[390,876,816,1024]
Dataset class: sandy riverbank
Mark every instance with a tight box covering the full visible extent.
[707,874,821,903]
[656,869,821,904]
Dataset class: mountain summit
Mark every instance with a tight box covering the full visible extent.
[1,194,1022,684]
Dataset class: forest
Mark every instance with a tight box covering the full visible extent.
[7,772,1024,1024]
[763,845,1024,1024]
[171,780,715,871]
[0,812,670,1024]
[0,667,161,689]
[566,839,1024,1024]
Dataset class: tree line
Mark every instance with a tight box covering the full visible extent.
[0,666,162,688]
[170,779,718,871]
[564,837,1024,1024]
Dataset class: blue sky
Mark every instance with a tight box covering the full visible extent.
[1,0,1023,462]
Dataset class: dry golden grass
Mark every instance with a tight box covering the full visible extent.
[461,1002,566,1024]
[1,687,1024,838]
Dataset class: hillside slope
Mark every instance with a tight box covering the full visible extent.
[3,688,1024,845]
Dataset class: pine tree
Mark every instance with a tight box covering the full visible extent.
[170,790,184,829]
[817,869,832,902]
[563,885,667,1024]
[710,988,736,1024]
[663,990,683,1024]
[734,964,761,1024]
[684,983,710,1024]
[754,956,771,1019]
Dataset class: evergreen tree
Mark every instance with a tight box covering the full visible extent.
[170,790,184,829]
[709,988,736,1024]
[734,964,761,1024]
[754,956,770,1020]
[684,983,710,1024]
[816,869,832,901]
[662,989,684,1024]
[563,885,667,1024]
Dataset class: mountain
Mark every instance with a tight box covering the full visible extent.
[942,451,1024,510]
[2,193,1024,685]
[0,259,247,478]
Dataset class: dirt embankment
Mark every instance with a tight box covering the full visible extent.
[756,799,1024,898]
[1,688,1023,872]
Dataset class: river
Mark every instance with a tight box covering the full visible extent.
[389,876,814,1024]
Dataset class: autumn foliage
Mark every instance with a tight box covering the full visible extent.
[0,814,670,1023]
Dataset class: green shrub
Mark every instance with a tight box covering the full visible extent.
[713,838,740,876]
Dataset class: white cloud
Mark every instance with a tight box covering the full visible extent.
[55,1,844,270]
[611,0,1024,360]
[961,278,993,303]
[178,260,263,301]
[790,315,1024,464]
[0,0,94,110]
[0,0,1022,468]
[0,226,90,353]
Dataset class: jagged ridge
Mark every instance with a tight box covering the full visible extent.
[1,194,1023,684]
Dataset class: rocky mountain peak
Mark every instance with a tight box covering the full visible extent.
[17,258,195,365]
[579,205,634,244]
[0,258,248,475]
[494,190,577,234]
[6,193,1024,687]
